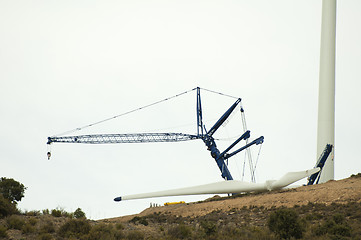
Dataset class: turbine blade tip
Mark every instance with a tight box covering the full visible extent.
[114,197,122,202]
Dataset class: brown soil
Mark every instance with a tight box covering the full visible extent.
[103,176,361,223]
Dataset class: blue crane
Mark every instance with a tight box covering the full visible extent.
[307,144,333,185]
[47,87,264,181]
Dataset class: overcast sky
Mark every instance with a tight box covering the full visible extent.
[1,0,360,220]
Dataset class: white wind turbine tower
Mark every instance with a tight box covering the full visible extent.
[317,0,336,183]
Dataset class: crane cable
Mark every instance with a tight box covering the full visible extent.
[52,88,198,137]
[240,105,257,182]
[52,87,240,137]
[242,149,247,181]
[200,87,239,99]
[252,144,263,178]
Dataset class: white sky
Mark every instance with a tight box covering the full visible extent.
[1,0,360,220]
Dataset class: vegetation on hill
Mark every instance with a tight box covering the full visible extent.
[1,175,361,239]
[2,202,361,239]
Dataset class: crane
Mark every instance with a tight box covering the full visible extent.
[307,144,333,185]
[47,87,264,181]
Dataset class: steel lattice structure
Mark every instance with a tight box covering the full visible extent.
[47,133,199,144]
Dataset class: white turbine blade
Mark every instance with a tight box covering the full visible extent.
[114,168,321,201]
[115,181,265,201]
[269,167,320,190]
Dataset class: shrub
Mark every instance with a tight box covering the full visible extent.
[313,220,331,236]
[61,210,74,218]
[0,194,18,218]
[74,208,86,219]
[87,223,124,240]
[333,213,345,224]
[129,216,148,226]
[87,224,112,240]
[268,208,304,239]
[129,216,140,223]
[42,209,50,215]
[114,227,125,239]
[350,173,361,178]
[329,224,351,237]
[51,209,62,217]
[29,217,38,226]
[22,222,35,234]
[40,222,55,234]
[167,224,192,239]
[25,210,41,216]
[37,233,53,240]
[221,224,241,236]
[6,215,25,230]
[250,226,276,240]
[127,230,145,240]
[200,220,217,236]
[144,212,167,223]
[115,223,124,230]
[0,225,8,238]
[129,216,141,224]
[313,217,351,237]
[58,218,91,238]
[51,208,73,218]
[138,218,148,226]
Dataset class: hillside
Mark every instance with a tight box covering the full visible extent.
[1,175,361,239]
[105,174,361,222]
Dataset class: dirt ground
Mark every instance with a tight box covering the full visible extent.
[103,176,361,223]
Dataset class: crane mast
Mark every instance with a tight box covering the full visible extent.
[47,87,264,181]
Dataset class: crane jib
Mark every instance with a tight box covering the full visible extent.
[47,133,199,144]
